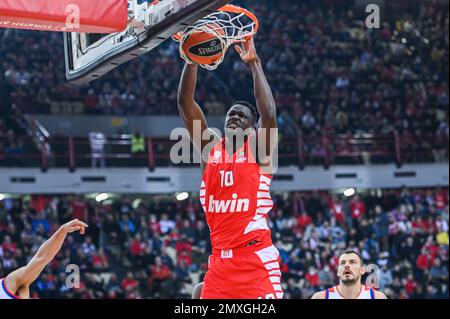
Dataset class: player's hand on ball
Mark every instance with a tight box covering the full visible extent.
[61,219,88,235]
[235,37,259,63]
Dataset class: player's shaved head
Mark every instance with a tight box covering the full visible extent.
[340,250,364,266]
[232,101,258,120]
[225,102,258,133]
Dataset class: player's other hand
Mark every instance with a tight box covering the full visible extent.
[235,37,259,64]
[61,219,88,235]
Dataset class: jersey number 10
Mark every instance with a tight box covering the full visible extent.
[219,170,234,187]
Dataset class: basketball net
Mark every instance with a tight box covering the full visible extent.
[173,4,259,70]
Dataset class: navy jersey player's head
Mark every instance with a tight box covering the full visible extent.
[337,250,365,286]
[225,101,259,134]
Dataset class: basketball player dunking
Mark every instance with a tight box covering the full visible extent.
[311,251,388,299]
[178,37,283,299]
[0,219,88,299]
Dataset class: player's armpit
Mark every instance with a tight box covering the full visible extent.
[4,268,24,296]
[310,291,326,299]
[374,290,388,299]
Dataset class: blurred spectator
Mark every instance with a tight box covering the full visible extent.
[89,130,106,168]
[131,131,145,166]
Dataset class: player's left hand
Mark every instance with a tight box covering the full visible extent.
[61,219,88,235]
[235,37,259,64]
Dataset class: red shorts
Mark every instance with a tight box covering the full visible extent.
[201,244,284,299]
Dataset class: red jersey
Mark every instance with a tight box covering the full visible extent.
[330,201,345,224]
[350,199,366,219]
[200,138,273,250]
[435,192,448,210]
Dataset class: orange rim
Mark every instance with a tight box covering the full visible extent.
[172,4,259,42]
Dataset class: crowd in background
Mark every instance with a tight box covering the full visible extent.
[0,0,449,300]
[0,0,448,162]
[0,187,448,299]
[0,0,449,168]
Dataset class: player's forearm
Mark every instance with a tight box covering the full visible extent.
[177,63,209,141]
[12,226,69,288]
[32,226,68,267]
[178,63,198,106]
[249,58,277,122]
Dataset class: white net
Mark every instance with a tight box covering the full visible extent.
[174,5,259,70]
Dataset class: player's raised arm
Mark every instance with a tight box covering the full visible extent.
[178,63,218,162]
[4,219,88,295]
[235,38,278,162]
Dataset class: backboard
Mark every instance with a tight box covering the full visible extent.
[64,0,231,85]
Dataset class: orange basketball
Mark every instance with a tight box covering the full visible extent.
[181,23,226,65]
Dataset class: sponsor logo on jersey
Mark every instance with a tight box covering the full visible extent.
[208,193,250,213]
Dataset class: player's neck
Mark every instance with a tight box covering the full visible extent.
[337,281,363,299]
[224,135,246,154]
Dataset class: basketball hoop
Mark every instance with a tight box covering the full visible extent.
[173,4,259,70]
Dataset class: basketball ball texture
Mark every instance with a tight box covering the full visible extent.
[181,23,226,66]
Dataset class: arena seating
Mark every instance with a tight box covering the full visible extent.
[0,188,448,299]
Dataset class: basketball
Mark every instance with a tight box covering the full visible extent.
[181,23,226,66]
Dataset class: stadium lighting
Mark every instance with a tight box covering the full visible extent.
[344,188,356,197]
[0,194,5,201]
[176,192,189,201]
[132,198,142,209]
[95,193,109,202]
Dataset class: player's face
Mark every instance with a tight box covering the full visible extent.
[337,253,365,285]
[225,105,255,132]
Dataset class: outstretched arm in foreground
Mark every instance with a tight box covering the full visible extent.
[5,219,88,296]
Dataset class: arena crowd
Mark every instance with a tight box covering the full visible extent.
[0,187,448,299]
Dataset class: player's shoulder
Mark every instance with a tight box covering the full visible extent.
[310,290,327,299]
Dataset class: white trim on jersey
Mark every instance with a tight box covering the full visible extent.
[244,175,273,234]
[325,285,375,299]
[0,278,19,299]
[254,245,284,299]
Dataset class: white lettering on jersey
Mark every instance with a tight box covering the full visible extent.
[219,170,234,187]
[208,193,250,213]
